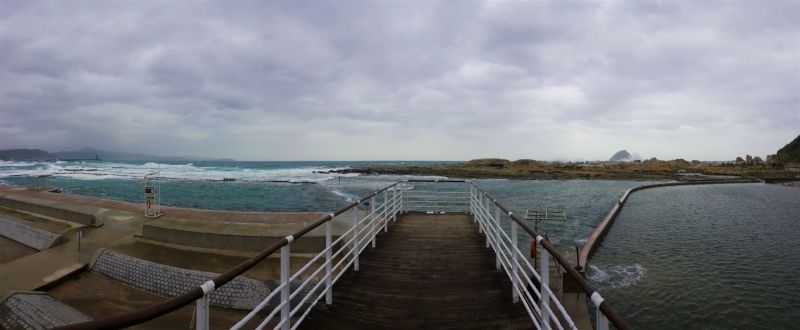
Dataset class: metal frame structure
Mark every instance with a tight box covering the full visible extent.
[142,171,163,218]
[526,208,567,232]
[56,179,630,330]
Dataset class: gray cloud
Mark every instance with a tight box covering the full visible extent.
[1,0,797,161]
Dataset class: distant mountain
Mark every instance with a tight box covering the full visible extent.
[609,150,639,162]
[0,147,233,162]
[0,149,52,161]
[772,135,800,164]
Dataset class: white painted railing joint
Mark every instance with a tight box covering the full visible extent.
[591,291,605,307]
[200,280,215,294]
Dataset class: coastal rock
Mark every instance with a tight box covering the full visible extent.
[774,134,800,164]
[609,150,639,162]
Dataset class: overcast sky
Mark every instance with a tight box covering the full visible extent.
[1,1,798,161]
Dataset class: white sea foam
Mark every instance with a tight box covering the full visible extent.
[330,189,359,202]
[0,160,38,167]
[588,263,646,289]
[0,160,357,183]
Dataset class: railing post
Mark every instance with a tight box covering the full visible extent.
[383,190,389,232]
[195,293,209,330]
[464,182,469,213]
[280,244,291,330]
[539,237,551,330]
[511,220,519,303]
[392,188,398,221]
[400,185,405,213]
[371,195,377,248]
[495,205,501,270]
[597,307,609,330]
[353,204,359,271]
[325,220,333,305]
[484,194,490,248]
[469,185,474,216]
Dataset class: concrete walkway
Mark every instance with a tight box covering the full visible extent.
[0,190,155,296]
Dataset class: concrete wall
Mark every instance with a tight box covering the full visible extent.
[0,194,101,227]
[141,208,367,254]
[142,223,299,252]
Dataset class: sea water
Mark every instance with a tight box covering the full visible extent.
[2,160,798,328]
[589,183,800,329]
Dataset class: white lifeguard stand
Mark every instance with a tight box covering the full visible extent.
[143,171,164,217]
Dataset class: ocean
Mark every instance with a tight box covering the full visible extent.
[1,159,798,328]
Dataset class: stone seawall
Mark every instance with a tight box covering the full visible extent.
[577,179,760,270]
[0,216,62,251]
[0,291,91,329]
[0,194,101,227]
[90,249,270,310]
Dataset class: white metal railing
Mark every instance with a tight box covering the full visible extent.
[468,184,577,330]
[227,186,403,330]
[60,180,628,330]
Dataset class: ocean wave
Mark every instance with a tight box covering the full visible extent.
[330,189,359,202]
[0,160,39,167]
[588,263,646,289]
[0,160,358,183]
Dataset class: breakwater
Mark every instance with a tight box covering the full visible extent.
[577,179,760,270]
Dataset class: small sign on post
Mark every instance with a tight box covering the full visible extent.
[76,230,84,257]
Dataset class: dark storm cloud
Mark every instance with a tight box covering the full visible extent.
[0,0,797,160]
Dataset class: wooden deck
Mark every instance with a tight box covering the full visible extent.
[300,213,531,329]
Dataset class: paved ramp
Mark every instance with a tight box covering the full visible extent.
[300,214,530,329]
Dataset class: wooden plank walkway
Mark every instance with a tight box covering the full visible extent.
[300,213,531,329]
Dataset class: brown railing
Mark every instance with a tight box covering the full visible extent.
[57,179,631,330]
[470,183,632,330]
[56,183,401,330]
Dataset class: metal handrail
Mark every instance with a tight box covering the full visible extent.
[56,183,401,330]
[470,182,632,330]
[56,179,630,330]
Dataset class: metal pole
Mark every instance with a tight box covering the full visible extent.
[511,221,519,302]
[325,220,333,305]
[484,193,490,248]
[400,185,405,213]
[195,294,209,330]
[353,205,359,271]
[597,308,609,330]
[383,190,389,233]
[392,188,398,222]
[464,182,469,213]
[539,237,551,330]
[371,196,377,248]
[495,205,501,270]
[469,185,474,216]
[280,245,291,330]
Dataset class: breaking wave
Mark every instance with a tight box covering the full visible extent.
[0,160,356,183]
[588,263,646,289]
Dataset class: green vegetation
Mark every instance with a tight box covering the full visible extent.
[767,134,800,164]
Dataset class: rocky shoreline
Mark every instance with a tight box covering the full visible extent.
[318,158,800,182]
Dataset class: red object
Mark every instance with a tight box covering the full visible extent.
[530,240,536,258]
